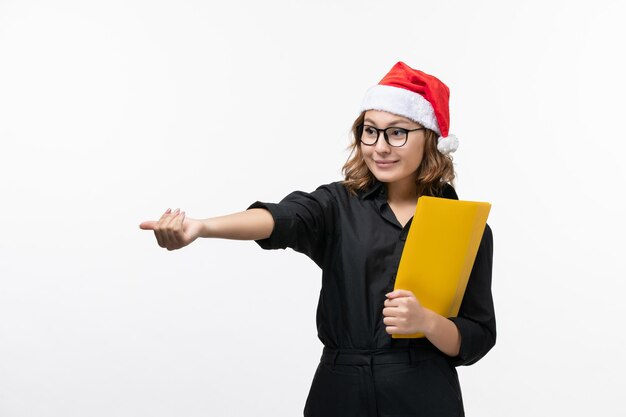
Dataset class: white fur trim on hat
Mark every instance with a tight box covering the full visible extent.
[360,85,441,135]
[437,134,459,154]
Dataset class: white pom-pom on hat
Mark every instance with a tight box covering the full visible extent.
[437,134,459,154]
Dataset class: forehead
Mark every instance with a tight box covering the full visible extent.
[363,110,418,127]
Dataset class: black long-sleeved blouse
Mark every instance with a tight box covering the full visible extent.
[248,180,496,366]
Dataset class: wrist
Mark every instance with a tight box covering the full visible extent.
[199,218,215,238]
[422,308,439,338]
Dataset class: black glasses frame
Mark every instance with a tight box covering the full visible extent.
[358,124,426,147]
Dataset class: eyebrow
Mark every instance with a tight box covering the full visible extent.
[363,118,414,127]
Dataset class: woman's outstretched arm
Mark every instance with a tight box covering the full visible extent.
[139,208,274,250]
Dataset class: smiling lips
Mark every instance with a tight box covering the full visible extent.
[374,159,398,168]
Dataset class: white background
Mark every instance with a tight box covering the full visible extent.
[1,0,625,416]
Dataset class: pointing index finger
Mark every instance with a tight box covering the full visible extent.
[139,221,157,230]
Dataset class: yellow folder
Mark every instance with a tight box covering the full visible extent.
[392,196,491,338]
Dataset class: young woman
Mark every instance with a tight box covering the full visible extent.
[140,61,496,417]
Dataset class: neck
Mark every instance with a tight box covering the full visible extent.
[385,175,418,204]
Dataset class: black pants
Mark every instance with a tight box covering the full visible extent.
[303,347,464,417]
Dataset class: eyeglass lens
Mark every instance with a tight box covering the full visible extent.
[361,125,408,147]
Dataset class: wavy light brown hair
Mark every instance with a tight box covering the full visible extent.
[342,112,456,197]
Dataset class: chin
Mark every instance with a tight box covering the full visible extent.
[370,171,398,183]
[366,161,411,184]
[369,166,418,186]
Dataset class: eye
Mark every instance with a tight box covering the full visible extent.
[363,126,377,136]
[389,128,407,138]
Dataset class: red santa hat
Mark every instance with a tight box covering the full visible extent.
[360,62,459,154]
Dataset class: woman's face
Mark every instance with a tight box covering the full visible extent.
[360,110,426,186]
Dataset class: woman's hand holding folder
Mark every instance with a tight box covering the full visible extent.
[383,289,462,357]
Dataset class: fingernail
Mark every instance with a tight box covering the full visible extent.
[166,208,172,213]
[174,208,180,214]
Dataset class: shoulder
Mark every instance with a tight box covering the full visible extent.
[314,181,353,199]
[439,183,459,200]
[278,181,348,209]
[306,181,372,211]
[315,180,345,192]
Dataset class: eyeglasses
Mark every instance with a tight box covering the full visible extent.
[358,124,426,147]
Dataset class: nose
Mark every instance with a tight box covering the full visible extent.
[374,131,391,154]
